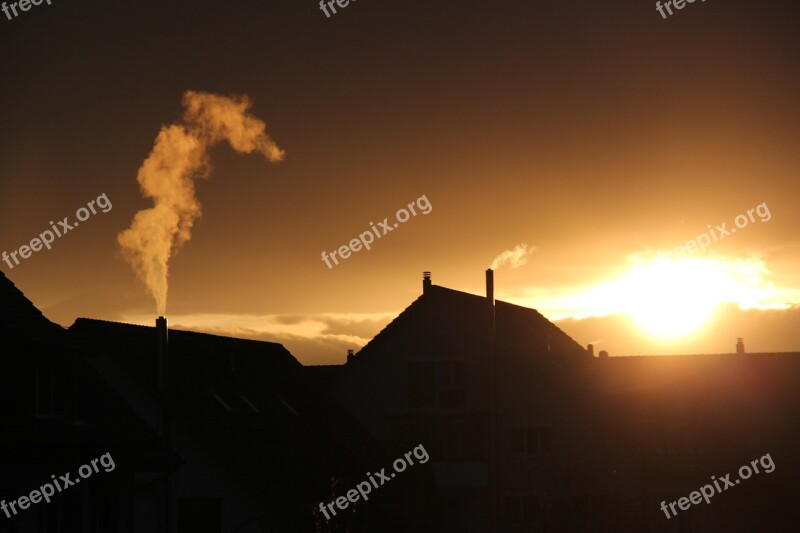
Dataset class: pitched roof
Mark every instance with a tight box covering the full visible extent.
[349,284,589,365]
[69,317,301,391]
[0,272,175,474]
[68,318,375,504]
[0,271,68,347]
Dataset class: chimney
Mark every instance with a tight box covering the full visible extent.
[486,269,496,340]
[587,344,594,357]
[156,316,168,391]
[736,338,745,354]
[156,316,169,441]
[347,349,355,363]
[423,271,432,294]
[599,350,608,358]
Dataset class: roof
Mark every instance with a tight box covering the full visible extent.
[348,284,590,372]
[592,352,800,411]
[68,317,376,505]
[70,317,302,391]
[0,271,69,348]
[339,280,800,405]
[0,272,176,476]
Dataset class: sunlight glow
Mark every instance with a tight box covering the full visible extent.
[619,258,745,338]
[517,255,790,340]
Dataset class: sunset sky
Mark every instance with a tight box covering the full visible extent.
[1,0,799,364]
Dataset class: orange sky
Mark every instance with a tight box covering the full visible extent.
[1,0,799,364]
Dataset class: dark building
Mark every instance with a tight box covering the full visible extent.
[0,272,177,532]
[331,271,800,532]
[4,269,800,532]
[332,270,592,532]
[68,318,376,533]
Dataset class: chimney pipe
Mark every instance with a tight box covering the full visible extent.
[347,349,355,363]
[155,316,170,446]
[736,338,745,354]
[155,316,171,530]
[423,271,432,294]
[486,268,496,341]
[587,344,594,357]
[156,316,168,391]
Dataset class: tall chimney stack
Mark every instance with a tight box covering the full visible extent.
[736,338,745,354]
[156,316,168,391]
[423,271,432,294]
[156,316,170,445]
[587,344,594,357]
[155,316,171,531]
[486,268,496,340]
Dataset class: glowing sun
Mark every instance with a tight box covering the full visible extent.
[615,256,767,339]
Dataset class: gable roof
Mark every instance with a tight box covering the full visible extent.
[0,271,68,348]
[349,283,589,364]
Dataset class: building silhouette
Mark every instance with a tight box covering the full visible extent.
[2,270,800,532]
[0,272,177,532]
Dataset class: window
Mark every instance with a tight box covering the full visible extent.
[437,361,463,386]
[505,495,541,528]
[408,360,465,409]
[512,427,553,455]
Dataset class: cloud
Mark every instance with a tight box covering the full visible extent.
[556,304,800,356]
[118,311,396,365]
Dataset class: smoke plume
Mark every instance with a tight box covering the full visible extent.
[490,243,535,270]
[118,91,284,314]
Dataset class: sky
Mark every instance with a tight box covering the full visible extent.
[1,0,799,365]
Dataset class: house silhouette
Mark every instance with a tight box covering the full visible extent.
[67,318,377,533]
[331,271,800,532]
[0,271,177,532]
[3,269,800,532]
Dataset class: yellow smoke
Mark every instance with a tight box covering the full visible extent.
[118,91,284,314]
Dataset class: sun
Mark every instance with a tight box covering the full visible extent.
[512,254,780,343]
[614,256,765,339]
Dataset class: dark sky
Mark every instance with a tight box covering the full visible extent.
[2,0,799,364]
